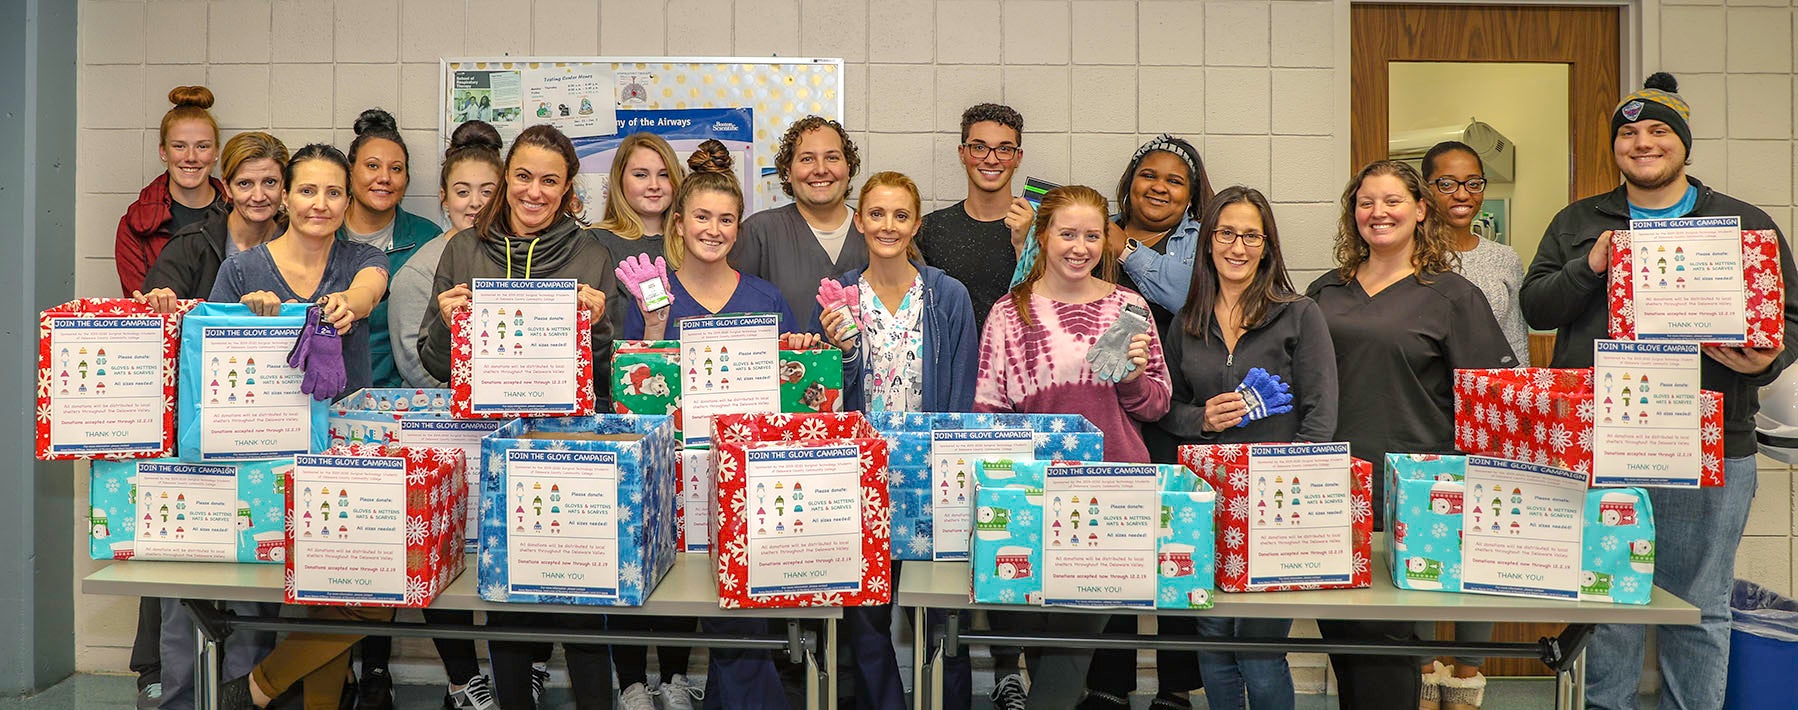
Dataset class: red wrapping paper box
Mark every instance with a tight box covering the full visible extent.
[449,302,596,419]
[1179,444,1375,592]
[1608,228,1785,348]
[1452,368,1724,486]
[710,412,891,608]
[37,298,196,460]
[284,444,467,607]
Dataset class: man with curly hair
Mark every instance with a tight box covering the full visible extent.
[732,115,869,316]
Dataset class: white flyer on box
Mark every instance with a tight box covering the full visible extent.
[469,279,579,415]
[1461,456,1586,600]
[1245,442,1354,589]
[930,429,1035,561]
[198,326,311,460]
[505,449,620,599]
[681,447,713,552]
[401,419,503,549]
[290,455,408,603]
[678,314,781,446]
[745,444,864,597]
[1041,464,1159,608]
[47,317,166,456]
[1592,340,1704,487]
[134,462,239,561]
[1629,216,1746,342]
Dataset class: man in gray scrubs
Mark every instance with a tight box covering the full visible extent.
[733,115,869,318]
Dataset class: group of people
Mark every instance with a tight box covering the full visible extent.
[110,69,1791,710]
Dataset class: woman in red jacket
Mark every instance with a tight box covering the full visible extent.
[115,85,226,296]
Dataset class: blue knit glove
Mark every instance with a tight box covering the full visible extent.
[1234,367,1294,426]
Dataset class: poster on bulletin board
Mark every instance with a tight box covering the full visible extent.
[441,57,843,218]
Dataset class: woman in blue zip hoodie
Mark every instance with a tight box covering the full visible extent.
[817,172,979,709]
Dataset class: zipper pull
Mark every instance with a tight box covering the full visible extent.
[1226,352,1234,368]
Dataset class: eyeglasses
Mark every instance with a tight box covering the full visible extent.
[1431,177,1488,195]
[961,143,1020,161]
[1212,228,1266,247]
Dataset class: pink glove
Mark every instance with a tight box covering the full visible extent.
[614,254,672,311]
[815,279,862,341]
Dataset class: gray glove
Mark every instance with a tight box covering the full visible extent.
[1085,303,1152,383]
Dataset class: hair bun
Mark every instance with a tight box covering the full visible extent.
[449,120,503,153]
[687,139,733,174]
[1644,72,1679,93]
[353,108,399,136]
[167,85,215,110]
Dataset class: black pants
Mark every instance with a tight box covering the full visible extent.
[1315,620,1420,709]
[607,615,695,687]
[1083,614,1202,697]
[132,596,163,690]
[487,612,612,710]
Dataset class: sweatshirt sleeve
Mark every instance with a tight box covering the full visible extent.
[1159,327,1210,440]
[972,302,1020,413]
[116,215,148,297]
[141,235,202,298]
[1291,299,1340,443]
[418,248,457,384]
[941,279,981,412]
[388,254,444,388]
[1520,214,1609,330]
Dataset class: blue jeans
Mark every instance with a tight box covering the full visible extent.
[1195,617,1295,710]
[1586,456,1757,710]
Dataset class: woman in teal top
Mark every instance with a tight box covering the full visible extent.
[337,108,441,390]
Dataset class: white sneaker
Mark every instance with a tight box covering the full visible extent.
[619,682,656,710]
[655,674,704,710]
[445,675,497,710]
[136,682,163,710]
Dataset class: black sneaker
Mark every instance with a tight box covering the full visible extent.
[989,673,1027,710]
[443,675,497,710]
[218,675,254,710]
[1149,691,1194,710]
[530,662,550,705]
[356,668,394,710]
[1076,689,1130,709]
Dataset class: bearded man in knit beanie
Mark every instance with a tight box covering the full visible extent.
[1520,72,1798,709]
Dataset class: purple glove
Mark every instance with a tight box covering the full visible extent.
[614,254,672,311]
[288,305,347,401]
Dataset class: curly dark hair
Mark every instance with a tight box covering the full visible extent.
[960,103,1023,144]
[773,115,860,198]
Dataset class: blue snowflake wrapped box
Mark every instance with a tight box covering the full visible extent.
[969,460,1216,609]
[177,302,331,461]
[330,388,504,552]
[476,414,678,606]
[872,413,1106,561]
[90,458,291,563]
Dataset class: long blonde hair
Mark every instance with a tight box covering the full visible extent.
[1334,160,1458,281]
[1008,185,1117,327]
[597,133,684,239]
[666,140,742,270]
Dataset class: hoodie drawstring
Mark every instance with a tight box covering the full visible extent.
[503,236,543,279]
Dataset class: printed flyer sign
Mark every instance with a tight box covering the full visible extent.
[1041,464,1158,608]
[290,455,407,603]
[681,447,713,552]
[198,326,310,460]
[469,279,579,415]
[744,444,864,597]
[679,314,781,446]
[1628,216,1746,341]
[1592,340,1703,487]
[504,449,620,599]
[401,419,503,547]
[1245,443,1353,589]
[134,462,238,560]
[46,318,166,456]
[930,429,1035,561]
[452,69,524,141]
[522,65,615,139]
[1461,456,1586,600]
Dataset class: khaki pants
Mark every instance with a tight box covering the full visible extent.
[250,606,394,710]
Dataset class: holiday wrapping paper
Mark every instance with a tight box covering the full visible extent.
[710,411,890,608]
[90,458,290,563]
[610,341,847,441]
[476,414,677,606]
[284,444,467,608]
[449,302,596,419]
[1452,368,1725,485]
[870,412,1106,561]
[969,460,1216,609]
[1179,444,1375,593]
[1608,228,1784,348]
[38,298,195,461]
[1385,454,1655,604]
[330,388,504,552]
[178,302,331,461]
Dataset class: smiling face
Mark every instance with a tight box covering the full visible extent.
[1041,204,1109,286]
[283,159,350,240]
[786,128,850,210]
[677,189,741,265]
[1426,149,1485,233]
[159,119,219,191]
[960,121,1021,195]
[226,158,284,225]
[853,185,920,261]
[1614,119,1688,192]
[1209,201,1265,290]
[350,138,408,214]
[1127,151,1192,231]
[440,160,500,232]
[505,145,570,235]
[1353,173,1426,252]
[619,146,674,223]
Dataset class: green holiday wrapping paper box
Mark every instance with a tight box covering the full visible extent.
[610,341,845,441]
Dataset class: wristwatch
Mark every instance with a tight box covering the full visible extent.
[1120,239,1144,264]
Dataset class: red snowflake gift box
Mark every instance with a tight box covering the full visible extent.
[1179,444,1375,593]
[1452,368,1725,486]
[37,298,196,461]
[1608,228,1785,348]
[284,444,468,608]
[448,296,596,419]
[710,412,891,608]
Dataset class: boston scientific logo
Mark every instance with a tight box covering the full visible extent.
[712,121,741,133]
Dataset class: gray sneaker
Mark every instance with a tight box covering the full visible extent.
[618,683,655,710]
[137,682,163,710]
[656,674,704,710]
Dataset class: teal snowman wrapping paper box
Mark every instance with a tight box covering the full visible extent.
[970,460,1216,609]
[90,458,291,563]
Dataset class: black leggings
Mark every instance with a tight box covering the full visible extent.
[487,612,613,710]
[1083,614,1202,696]
[1315,619,1421,709]
[607,615,695,687]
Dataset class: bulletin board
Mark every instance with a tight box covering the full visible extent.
[439,57,845,219]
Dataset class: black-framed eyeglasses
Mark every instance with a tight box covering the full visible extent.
[961,143,1020,161]
[1212,228,1266,247]
[1431,177,1488,195]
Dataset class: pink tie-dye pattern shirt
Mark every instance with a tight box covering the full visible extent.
[974,287,1172,463]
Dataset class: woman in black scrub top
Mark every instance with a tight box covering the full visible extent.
[1302,160,1515,710]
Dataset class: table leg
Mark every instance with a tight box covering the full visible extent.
[826,618,839,710]
[911,607,930,710]
[1553,646,1588,710]
[193,605,220,710]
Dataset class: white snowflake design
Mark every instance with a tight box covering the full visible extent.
[1601,535,1618,552]
[1223,527,1245,550]
[1431,522,1448,538]
[1618,576,1639,593]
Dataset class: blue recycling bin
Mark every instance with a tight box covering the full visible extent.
[1724,580,1798,709]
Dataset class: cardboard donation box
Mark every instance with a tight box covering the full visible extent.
[1181,443,1374,593]
[710,412,890,608]
[90,458,290,563]
[331,388,503,551]
[969,460,1216,609]
[1386,454,1656,604]
[1608,223,1784,348]
[38,298,192,460]
[449,278,596,419]
[610,339,846,442]
[870,412,1106,561]
[285,444,467,607]
[1452,368,1724,486]
[177,302,330,461]
[477,414,678,606]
